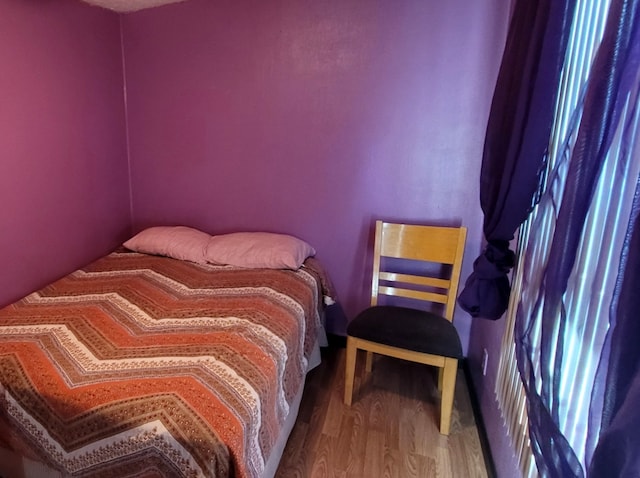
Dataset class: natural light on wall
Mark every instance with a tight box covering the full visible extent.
[493,0,640,475]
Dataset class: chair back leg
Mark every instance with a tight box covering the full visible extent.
[365,351,374,373]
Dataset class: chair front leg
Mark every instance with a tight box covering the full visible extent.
[344,337,358,405]
[439,358,458,435]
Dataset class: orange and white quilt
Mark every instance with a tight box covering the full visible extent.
[0,250,326,477]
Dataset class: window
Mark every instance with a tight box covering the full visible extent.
[494,0,640,475]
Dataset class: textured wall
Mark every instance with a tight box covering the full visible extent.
[0,0,519,473]
[123,0,510,349]
[0,0,130,307]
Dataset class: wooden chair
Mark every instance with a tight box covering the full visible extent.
[344,220,467,435]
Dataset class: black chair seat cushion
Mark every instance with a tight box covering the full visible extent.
[347,305,463,359]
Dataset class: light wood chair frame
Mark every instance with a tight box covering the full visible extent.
[343,221,467,435]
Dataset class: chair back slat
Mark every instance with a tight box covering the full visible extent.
[378,285,448,304]
[371,220,467,322]
[378,223,463,264]
[378,272,450,290]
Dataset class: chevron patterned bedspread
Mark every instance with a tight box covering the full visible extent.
[0,250,326,477]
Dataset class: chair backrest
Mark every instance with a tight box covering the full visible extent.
[370,220,467,322]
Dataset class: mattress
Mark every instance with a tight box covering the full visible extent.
[0,249,330,477]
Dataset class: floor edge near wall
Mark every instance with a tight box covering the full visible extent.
[462,358,497,478]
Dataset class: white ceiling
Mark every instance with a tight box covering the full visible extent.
[82,0,187,13]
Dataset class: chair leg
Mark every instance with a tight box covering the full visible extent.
[437,367,443,392]
[344,337,358,405]
[365,351,374,373]
[439,358,458,435]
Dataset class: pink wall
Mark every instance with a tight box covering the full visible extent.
[0,0,130,307]
[122,0,510,348]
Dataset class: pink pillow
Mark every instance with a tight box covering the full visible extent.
[123,226,211,264]
[205,232,316,269]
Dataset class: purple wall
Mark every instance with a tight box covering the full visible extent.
[0,0,518,472]
[469,317,521,477]
[122,0,511,350]
[0,0,130,307]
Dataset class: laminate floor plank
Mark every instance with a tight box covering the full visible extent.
[276,346,489,478]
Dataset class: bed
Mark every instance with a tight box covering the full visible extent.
[0,229,333,478]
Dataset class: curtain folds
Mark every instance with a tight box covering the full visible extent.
[589,175,640,477]
[514,0,640,475]
[588,5,640,474]
[457,0,577,320]
[460,0,640,475]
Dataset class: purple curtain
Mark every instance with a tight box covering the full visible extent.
[589,177,640,477]
[514,0,640,475]
[587,3,640,474]
[457,0,577,320]
[459,0,639,474]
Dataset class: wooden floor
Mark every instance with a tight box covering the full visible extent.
[276,345,489,478]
